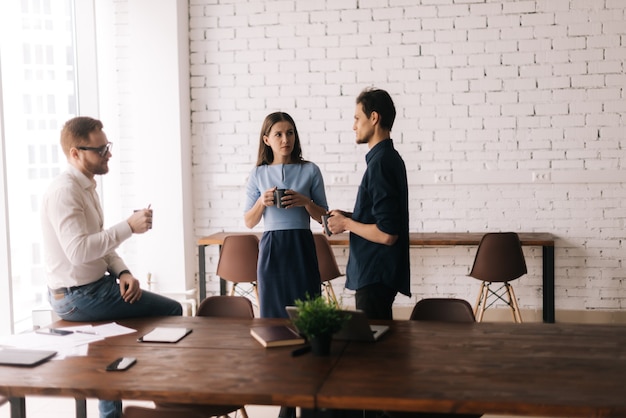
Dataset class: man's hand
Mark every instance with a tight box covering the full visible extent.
[127,208,153,233]
[327,210,351,235]
[327,210,397,245]
[119,273,142,303]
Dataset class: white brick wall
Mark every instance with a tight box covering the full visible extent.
[172,0,626,315]
[182,0,626,313]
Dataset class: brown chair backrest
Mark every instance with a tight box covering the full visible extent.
[410,298,475,323]
[469,232,527,283]
[196,295,254,318]
[216,234,259,284]
[313,233,342,283]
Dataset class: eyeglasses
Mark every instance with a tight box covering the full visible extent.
[77,142,113,157]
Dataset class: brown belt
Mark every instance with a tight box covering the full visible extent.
[49,286,81,295]
[49,276,106,296]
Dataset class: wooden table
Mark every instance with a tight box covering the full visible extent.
[315,320,626,418]
[198,232,555,322]
[2,316,344,418]
[3,317,626,418]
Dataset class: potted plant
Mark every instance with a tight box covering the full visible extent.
[292,293,349,356]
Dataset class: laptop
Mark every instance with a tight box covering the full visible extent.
[285,306,389,342]
[0,348,57,367]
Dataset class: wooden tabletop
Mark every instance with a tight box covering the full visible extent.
[5,317,622,416]
[198,231,555,247]
[317,320,626,417]
[0,317,341,409]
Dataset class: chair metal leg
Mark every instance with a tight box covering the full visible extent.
[230,283,259,309]
[506,283,523,323]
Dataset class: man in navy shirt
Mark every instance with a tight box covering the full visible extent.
[327,88,410,320]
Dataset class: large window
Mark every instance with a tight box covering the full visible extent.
[0,0,89,333]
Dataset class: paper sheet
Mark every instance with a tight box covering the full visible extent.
[0,322,137,359]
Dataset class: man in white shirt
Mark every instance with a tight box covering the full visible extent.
[41,116,182,418]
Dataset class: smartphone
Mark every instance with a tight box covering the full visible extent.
[106,357,137,371]
[36,328,73,336]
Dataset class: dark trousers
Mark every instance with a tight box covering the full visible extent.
[355,282,397,320]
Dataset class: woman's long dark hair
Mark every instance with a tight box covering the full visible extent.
[255,112,305,166]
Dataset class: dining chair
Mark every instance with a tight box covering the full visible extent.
[410,298,476,323]
[196,294,255,318]
[136,296,255,418]
[469,232,527,323]
[216,234,260,308]
[312,233,341,305]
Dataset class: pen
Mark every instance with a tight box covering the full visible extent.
[76,330,98,335]
[291,345,311,357]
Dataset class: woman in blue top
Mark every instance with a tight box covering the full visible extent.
[244,112,329,319]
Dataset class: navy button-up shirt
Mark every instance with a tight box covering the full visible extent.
[346,139,411,296]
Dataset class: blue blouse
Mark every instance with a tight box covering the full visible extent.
[245,162,328,231]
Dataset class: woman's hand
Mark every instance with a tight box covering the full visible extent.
[280,189,309,208]
[261,187,278,207]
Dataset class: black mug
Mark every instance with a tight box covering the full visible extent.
[321,214,332,236]
[274,189,287,208]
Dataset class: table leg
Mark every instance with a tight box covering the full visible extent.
[75,398,86,418]
[9,397,25,418]
[543,245,555,323]
[198,244,207,302]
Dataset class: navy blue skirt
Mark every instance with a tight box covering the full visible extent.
[258,229,321,318]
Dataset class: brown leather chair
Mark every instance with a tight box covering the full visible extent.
[313,233,341,305]
[469,232,527,323]
[410,298,476,323]
[196,294,255,318]
[216,234,260,308]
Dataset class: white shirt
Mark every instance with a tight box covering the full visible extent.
[41,165,132,289]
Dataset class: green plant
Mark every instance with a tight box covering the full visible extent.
[292,293,349,339]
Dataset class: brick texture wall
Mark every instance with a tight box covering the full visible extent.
[187,0,626,313]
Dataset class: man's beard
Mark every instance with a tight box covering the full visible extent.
[86,160,109,176]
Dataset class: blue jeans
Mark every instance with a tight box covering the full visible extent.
[99,399,122,418]
[48,275,183,418]
[47,275,183,321]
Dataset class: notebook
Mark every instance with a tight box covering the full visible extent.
[137,327,192,343]
[0,348,57,367]
[250,325,305,348]
[285,306,389,342]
